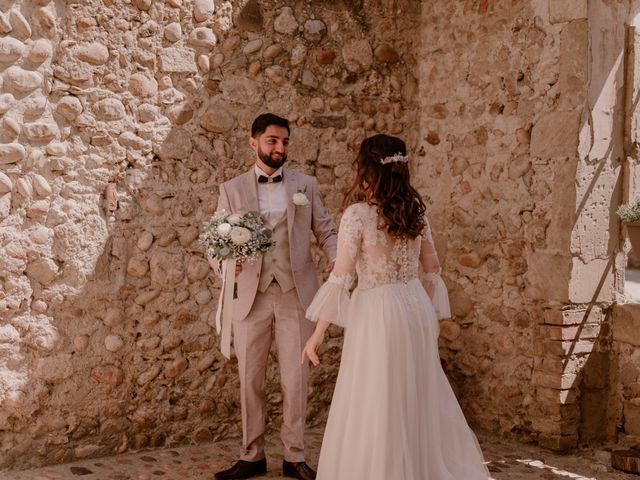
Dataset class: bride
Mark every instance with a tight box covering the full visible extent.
[302,134,490,479]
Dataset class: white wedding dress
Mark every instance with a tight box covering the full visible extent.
[307,203,490,480]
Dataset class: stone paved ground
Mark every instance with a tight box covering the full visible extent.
[1,429,637,480]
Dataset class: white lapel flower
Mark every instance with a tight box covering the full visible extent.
[293,190,310,206]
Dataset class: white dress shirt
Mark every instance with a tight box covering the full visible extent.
[254,165,287,227]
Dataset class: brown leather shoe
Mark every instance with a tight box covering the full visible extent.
[282,460,316,480]
[214,458,267,479]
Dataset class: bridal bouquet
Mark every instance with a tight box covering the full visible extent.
[199,210,275,262]
[200,210,275,360]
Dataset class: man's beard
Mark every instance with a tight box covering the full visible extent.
[258,147,287,169]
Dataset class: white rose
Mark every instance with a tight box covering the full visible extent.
[293,192,310,206]
[216,223,232,237]
[227,214,242,225]
[230,226,252,245]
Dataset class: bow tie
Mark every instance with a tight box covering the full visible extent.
[258,174,283,183]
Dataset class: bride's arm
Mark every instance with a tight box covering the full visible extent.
[302,319,331,366]
[419,216,441,274]
[302,206,362,365]
[419,216,451,320]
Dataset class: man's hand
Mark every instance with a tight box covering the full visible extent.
[236,260,243,277]
[207,257,243,278]
[323,261,335,274]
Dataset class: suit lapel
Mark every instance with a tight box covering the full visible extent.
[240,170,259,213]
[284,168,297,238]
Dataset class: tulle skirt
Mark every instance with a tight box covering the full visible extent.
[315,279,490,480]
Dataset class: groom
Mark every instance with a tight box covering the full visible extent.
[213,113,338,480]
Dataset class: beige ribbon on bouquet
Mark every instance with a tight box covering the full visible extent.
[215,258,235,359]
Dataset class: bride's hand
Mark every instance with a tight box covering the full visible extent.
[301,332,323,366]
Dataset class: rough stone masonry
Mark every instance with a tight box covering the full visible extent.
[1,0,640,472]
[0,0,423,469]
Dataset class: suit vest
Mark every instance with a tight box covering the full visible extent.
[258,213,295,293]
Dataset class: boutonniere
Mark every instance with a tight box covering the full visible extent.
[292,187,310,206]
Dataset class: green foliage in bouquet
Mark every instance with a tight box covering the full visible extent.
[617,199,640,223]
[199,210,275,261]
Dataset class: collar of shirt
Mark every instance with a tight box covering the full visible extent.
[254,165,283,183]
[253,165,286,225]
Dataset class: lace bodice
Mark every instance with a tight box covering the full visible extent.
[307,203,450,326]
[332,203,440,290]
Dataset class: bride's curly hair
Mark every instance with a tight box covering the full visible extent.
[343,134,427,239]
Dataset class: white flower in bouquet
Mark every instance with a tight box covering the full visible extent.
[293,192,310,206]
[199,210,275,263]
[216,223,232,237]
[230,226,252,245]
[227,213,242,224]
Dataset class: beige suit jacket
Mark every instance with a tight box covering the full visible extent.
[216,167,338,322]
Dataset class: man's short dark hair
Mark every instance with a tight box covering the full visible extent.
[251,113,290,138]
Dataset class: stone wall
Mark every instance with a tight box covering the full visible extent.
[612,0,640,451]
[418,0,626,451]
[0,0,422,469]
[611,305,640,445]
[2,0,639,471]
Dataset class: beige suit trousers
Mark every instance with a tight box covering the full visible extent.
[233,282,314,463]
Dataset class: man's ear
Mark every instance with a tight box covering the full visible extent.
[249,136,257,151]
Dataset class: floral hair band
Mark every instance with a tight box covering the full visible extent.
[380,152,409,165]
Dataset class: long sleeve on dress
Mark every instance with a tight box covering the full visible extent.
[420,217,451,320]
[306,206,362,328]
